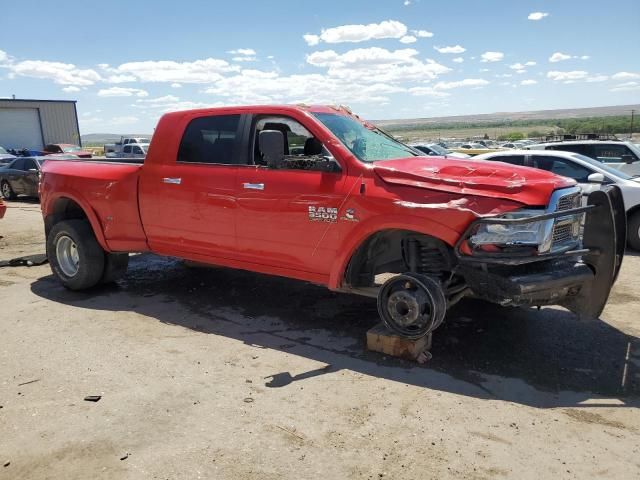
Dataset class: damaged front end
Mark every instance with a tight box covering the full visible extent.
[455,185,626,319]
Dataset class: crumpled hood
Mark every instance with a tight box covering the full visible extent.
[374,157,576,206]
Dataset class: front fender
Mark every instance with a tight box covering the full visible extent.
[327,214,461,289]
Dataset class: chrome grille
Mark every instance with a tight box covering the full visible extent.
[552,223,574,243]
[557,192,581,211]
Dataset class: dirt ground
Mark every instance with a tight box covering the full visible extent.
[1,199,639,480]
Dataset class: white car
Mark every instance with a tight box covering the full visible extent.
[410,143,471,159]
[526,140,640,176]
[473,149,640,250]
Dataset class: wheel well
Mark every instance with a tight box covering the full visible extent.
[628,205,640,221]
[45,198,89,237]
[343,229,454,288]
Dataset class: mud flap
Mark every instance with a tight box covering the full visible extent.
[562,186,626,319]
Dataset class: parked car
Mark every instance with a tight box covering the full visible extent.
[0,157,45,199]
[500,142,525,149]
[116,143,149,159]
[526,140,640,176]
[43,144,92,158]
[474,149,640,249]
[410,143,471,159]
[39,105,624,340]
[0,146,16,164]
[104,136,152,157]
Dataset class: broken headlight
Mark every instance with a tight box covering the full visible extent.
[469,209,550,253]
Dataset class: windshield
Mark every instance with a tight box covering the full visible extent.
[426,144,449,155]
[571,153,633,180]
[313,113,419,162]
[0,146,7,154]
[62,145,82,152]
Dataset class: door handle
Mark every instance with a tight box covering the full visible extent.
[243,183,264,190]
[162,177,182,185]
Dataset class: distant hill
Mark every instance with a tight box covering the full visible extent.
[81,133,152,145]
[373,104,640,129]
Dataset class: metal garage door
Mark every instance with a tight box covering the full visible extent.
[0,108,43,150]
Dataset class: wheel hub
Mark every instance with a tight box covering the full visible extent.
[387,290,427,327]
[56,235,80,277]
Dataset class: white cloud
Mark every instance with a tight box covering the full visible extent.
[171,83,182,88]
[136,95,180,104]
[0,50,7,62]
[62,86,81,92]
[580,55,590,60]
[9,60,102,85]
[408,86,450,97]
[520,79,537,85]
[232,56,257,62]
[399,35,417,44]
[412,29,434,38]
[510,61,536,70]
[97,87,149,97]
[303,34,320,46]
[495,73,512,78]
[433,78,489,90]
[434,45,466,54]
[610,82,640,92]
[115,58,238,83]
[309,20,407,44]
[549,52,571,63]
[452,57,464,63]
[106,74,136,83]
[404,0,411,5]
[307,47,419,68]
[480,51,504,63]
[228,49,256,56]
[547,70,589,81]
[480,68,490,73]
[612,72,640,80]
[586,75,608,83]
[528,12,549,20]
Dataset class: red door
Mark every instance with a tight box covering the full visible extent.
[139,113,245,258]
[235,114,347,274]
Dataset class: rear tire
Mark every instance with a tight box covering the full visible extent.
[101,253,129,284]
[47,220,105,290]
[1,181,16,200]
[627,211,640,251]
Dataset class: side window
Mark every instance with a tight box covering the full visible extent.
[252,115,322,166]
[123,145,132,154]
[547,144,590,156]
[11,158,25,170]
[24,159,37,170]
[178,114,241,164]
[532,155,592,182]
[123,139,130,145]
[132,146,143,155]
[489,155,525,166]
[592,144,638,163]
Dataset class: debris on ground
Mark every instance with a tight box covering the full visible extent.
[83,395,101,402]
[17,379,40,386]
[120,453,129,461]
[0,254,48,268]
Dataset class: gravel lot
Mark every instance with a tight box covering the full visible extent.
[1,199,639,479]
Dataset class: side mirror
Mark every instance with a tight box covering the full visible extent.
[587,172,605,183]
[621,154,635,164]
[259,130,285,168]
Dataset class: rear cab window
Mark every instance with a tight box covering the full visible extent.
[592,144,639,163]
[531,155,592,182]
[487,154,526,166]
[178,114,244,165]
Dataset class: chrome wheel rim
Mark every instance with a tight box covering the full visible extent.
[1,183,9,197]
[56,235,80,277]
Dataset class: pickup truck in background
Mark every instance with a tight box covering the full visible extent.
[104,136,151,158]
[114,143,148,159]
[39,105,626,339]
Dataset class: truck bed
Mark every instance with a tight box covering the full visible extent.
[40,159,148,252]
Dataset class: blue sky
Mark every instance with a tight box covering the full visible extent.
[1,0,639,133]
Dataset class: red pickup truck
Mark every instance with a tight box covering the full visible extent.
[39,105,625,339]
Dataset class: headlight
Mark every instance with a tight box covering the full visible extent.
[469,209,549,250]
